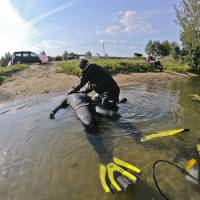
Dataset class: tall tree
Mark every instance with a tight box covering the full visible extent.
[175,0,200,71]
[85,51,92,58]
[160,40,171,56]
[170,42,181,60]
[62,51,68,60]
[0,52,12,67]
[145,40,172,57]
[145,40,160,55]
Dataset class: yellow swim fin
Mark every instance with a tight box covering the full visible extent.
[99,158,142,193]
[107,163,137,192]
[185,158,199,184]
[185,159,197,172]
[140,128,190,142]
[197,144,200,156]
[189,94,200,102]
[99,164,111,193]
[113,157,142,176]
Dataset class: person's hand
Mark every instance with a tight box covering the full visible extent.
[78,90,85,93]
[49,112,55,119]
[68,88,75,95]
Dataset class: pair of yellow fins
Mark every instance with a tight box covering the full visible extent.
[99,157,142,193]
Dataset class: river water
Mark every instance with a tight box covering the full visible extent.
[0,77,200,200]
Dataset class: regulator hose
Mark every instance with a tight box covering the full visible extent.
[152,160,199,200]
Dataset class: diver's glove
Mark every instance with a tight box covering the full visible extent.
[49,112,55,119]
[67,87,76,95]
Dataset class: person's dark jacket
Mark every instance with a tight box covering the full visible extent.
[72,64,120,100]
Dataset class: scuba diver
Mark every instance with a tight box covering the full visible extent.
[68,59,120,110]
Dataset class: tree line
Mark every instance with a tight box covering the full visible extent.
[175,0,200,72]
[145,40,181,59]
[1,1,199,72]
[145,0,200,73]
[0,52,12,67]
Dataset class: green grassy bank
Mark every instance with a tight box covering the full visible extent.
[163,57,191,73]
[0,64,29,84]
[57,57,193,76]
[57,58,154,76]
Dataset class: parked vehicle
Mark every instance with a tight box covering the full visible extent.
[11,51,42,65]
[63,53,79,60]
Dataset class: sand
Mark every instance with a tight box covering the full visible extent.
[0,62,191,103]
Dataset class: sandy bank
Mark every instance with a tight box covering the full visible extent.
[0,62,192,103]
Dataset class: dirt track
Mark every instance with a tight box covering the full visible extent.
[0,62,190,103]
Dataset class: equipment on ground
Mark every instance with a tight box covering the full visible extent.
[189,94,200,102]
[152,144,200,200]
[99,157,142,193]
[49,93,123,133]
[140,128,190,142]
[185,144,200,184]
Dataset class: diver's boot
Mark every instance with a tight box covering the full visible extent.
[49,112,55,119]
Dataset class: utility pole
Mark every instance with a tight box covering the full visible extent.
[102,42,106,57]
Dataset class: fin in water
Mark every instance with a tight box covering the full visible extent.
[185,144,200,185]
[99,158,142,193]
[197,144,200,156]
[185,159,199,185]
[140,128,190,142]
[99,165,111,193]
[185,159,197,172]
[189,94,200,102]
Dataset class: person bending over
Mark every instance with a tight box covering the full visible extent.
[68,59,120,110]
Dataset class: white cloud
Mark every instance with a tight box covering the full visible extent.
[0,0,81,57]
[32,40,72,56]
[0,0,35,56]
[97,39,112,44]
[96,25,121,35]
[119,10,153,33]
[28,1,79,26]
[97,39,126,45]
[96,10,154,35]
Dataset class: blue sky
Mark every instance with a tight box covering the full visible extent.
[0,0,181,57]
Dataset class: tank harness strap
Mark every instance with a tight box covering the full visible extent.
[73,103,90,111]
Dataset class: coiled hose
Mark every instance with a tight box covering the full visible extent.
[152,160,199,200]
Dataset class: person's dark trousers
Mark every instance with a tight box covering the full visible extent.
[101,92,119,110]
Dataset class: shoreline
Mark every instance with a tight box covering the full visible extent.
[0,63,193,104]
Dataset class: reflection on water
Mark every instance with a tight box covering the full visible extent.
[0,77,200,200]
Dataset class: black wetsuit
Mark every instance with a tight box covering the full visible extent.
[50,93,97,133]
[71,64,120,108]
[49,93,119,133]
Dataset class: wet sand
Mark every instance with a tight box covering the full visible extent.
[0,62,191,103]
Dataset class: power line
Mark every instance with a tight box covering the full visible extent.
[39,42,146,51]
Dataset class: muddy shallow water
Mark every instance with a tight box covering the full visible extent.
[0,77,200,200]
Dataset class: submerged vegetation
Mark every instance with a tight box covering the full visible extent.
[0,64,29,84]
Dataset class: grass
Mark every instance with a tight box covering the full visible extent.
[162,57,191,73]
[0,64,29,84]
[57,58,153,76]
